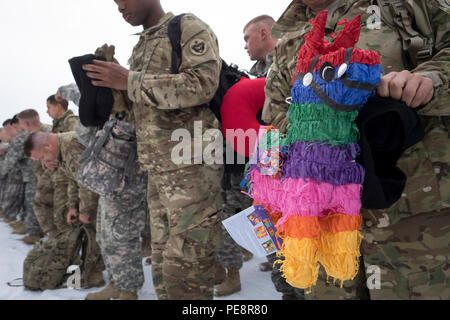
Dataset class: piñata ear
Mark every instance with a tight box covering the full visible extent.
[304,10,328,54]
[329,15,362,50]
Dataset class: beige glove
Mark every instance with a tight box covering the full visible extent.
[94,44,133,120]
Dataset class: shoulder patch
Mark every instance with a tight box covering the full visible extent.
[189,38,208,56]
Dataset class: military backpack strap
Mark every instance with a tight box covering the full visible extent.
[376,0,434,68]
[168,13,186,74]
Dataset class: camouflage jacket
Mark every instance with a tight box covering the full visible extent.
[57,132,98,220]
[32,123,52,178]
[52,110,78,134]
[263,0,450,218]
[0,130,35,183]
[127,12,222,172]
[249,52,274,78]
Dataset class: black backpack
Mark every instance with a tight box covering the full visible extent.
[168,14,249,122]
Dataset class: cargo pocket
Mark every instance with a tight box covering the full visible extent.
[395,140,441,216]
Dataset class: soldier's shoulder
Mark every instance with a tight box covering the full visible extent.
[180,13,215,40]
[60,131,84,157]
[428,0,450,14]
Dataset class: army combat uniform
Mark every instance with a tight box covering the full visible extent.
[0,130,42,236]
[56,132,103,269]
[0,144,24,221]
[215,55,273,277]
[263,0,450,300]
[128,12,223,300]
[34,110,78,236]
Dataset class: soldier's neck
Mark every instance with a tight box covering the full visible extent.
[143,4,165,30]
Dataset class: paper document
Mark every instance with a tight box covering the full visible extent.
[222,205,282,257]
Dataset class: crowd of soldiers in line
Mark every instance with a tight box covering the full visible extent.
[1,0,449,300]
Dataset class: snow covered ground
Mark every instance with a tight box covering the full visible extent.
[0,218,282,300]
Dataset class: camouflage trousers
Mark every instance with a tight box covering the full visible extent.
[34,168,70,234]
[24,178,42,236]
[361,207,450,300]
[1,174,25,220]
[96,196,147,292]
[148,164,223,300]
[216,171,252,270]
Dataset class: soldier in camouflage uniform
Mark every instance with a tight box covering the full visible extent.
[82,0,223,300]
[16,109,52,244]
[244,15,278,78]
[263,0,449,299]
[214,15,279,297]
[0,127,11,220]
[0,120,25,223]
[25,131,105,288]
[0,116,43,244]
[80,45,149,300]
[33,96,78,239]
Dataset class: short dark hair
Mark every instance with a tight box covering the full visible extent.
[47,94,69,111]
[2,119,12,126]
[11,115,19,125]
[24,132,37,158]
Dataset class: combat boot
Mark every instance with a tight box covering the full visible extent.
[84,270,106,288]
[3,217,16,223]
[145,257,152,265]
[215,268,241,297]
[215,261,226,285]
[85,282,120,300]
[12,223,27,235]
[259,262,273,272]
[141,235,152,257]
[242,248,253,262]
[9,220,23,228]
[118,290,138,300]
[21,233,44,245]
[0,209,3,219]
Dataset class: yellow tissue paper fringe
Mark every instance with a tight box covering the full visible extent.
[318,230,363,283]
[276,236,320,290]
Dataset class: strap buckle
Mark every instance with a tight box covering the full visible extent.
[416,38,434,61]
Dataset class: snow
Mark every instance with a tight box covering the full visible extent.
[0,219,282,300]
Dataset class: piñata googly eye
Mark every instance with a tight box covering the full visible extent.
[337,63,348,78]
[319,62,335,82]
[303,73,313,86]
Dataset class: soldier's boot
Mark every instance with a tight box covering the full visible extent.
[141,235,152,257]
[215,268,241,297]
[21,233,44,245]
[84,270,106,288]
[118,290,138,300]
[85,282,120,300]
[259,262,273,272]
[12,223,27,235]
[3,217,16,223]
[10,220,23,228]
[282,293,299,300]
[215,261,226,285]
[0,209,3,219]
[145,257,152,265]
[242,248,253,262]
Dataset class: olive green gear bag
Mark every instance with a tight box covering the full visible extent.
[22,225,100,291]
